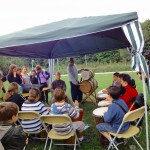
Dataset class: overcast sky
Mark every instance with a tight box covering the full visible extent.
[0,0,149,36]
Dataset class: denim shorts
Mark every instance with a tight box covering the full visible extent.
[96,123,115,133]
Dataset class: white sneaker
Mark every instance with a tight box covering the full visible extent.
[84,124,90,130]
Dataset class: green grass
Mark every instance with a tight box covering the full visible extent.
[2,72,150,150]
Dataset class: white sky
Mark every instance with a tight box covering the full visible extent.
[0,0,150,36]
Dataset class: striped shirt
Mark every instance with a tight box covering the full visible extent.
[51,102,79,135]
[21,101,50,132]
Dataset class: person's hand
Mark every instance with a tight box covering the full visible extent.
[74,100,79,105]
[26,138,28,145]
[13,72,17,77]
[102,89,107,94]
[76,84,80,87]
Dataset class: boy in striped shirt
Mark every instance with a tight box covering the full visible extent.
[51,88,90,143]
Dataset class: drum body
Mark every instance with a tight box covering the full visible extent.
[79,79,98,93]
[92,107,108,124]
[93,107,109,147]
[71,108,84,122]
[81,69,94,80]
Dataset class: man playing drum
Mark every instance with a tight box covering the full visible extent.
[96,86,130,145]
[67,58,82,103]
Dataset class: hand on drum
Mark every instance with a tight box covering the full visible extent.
[74,100,79,105]
[102,89,108,94]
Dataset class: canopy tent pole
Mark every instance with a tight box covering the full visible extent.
[141,72,149,150]
[122,21,149,150]
[48,59,55,84]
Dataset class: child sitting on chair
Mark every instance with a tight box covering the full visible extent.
[50,87,90,143]
[21,88,50,132]
[96,86,130,143]
[0,102,28,150]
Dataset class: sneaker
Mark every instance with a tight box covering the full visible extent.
[84,124,90,130]
[79,136,90,143]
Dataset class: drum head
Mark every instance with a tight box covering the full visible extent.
[98,100,111,107]
[81,70,90,80]
[93,107,108,116]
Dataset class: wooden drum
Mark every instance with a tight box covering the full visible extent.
[71,108,84,122]
[79,79,98,93]
[92,107,108,124]
[93,107,109,147]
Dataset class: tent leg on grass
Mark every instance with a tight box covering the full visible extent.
[142,72,149,150]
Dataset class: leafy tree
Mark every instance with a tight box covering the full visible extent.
[141,20,150,50]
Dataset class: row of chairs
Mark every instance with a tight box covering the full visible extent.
[18,112,80,150]
[18,106,146,150]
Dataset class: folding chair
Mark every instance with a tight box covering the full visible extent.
[40,114,80,150]
[108,106,145,150]
[18,111,48,140]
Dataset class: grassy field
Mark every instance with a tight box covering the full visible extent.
[2,71,150,150]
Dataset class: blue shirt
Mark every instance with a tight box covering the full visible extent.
[104,99,130,133]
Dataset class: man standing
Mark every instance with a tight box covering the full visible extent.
[67,58,82,102]
[36,65,50,104]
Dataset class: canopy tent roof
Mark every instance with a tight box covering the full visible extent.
[0,12,138,58]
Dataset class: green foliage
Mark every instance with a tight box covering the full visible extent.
[141,20,150,50]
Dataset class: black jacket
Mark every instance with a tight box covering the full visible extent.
[0,123,27,150]
[7,73,22,85]
[7,94,25,111]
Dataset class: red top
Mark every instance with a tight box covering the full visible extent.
[120,84,138,111]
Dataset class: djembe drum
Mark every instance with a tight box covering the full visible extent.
[93,107,109,147]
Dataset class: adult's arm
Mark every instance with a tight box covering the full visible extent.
[45,71,50,80]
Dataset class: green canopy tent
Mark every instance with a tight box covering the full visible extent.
[0,12,149,149]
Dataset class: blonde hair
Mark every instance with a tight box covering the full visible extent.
[28,88,41,102]
[3,82,19,101]
[35,65,41,71]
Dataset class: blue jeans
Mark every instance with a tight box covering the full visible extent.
[70,82,82,102]
[96,123,115,133]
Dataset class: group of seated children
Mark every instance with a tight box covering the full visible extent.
[0,86,90,149]
[103,72,138,110]
[0,71,140,148]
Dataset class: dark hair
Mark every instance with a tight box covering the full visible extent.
[113,72,120,77]
[0,102,18,122]
[16,67,22,71]
[106,86,121,100]
[120,74,136,88]
[31,70,36,73]
[28,88,41,102]
[8,64,17,74]
[53,88,66,101]
[118,73,123,78]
